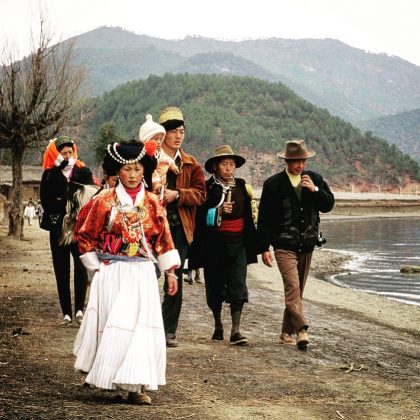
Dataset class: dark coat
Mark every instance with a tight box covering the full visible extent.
[257,169,334,254]
[189,176,258,269]
[40,166,94,234]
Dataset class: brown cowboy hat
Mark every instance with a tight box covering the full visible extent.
[205,145,246,174]
[277,139,315,159]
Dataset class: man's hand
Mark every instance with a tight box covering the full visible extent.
[262,251,273,267]
[162,188,179,206]
[220,201,233,214]
[301,174,316,192]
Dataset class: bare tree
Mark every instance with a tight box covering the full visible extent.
[0,19,87,239]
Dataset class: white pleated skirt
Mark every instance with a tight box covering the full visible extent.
[74,260,166,392]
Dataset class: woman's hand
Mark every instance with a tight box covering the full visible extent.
[166,271,179,296]
[262,251,273,267]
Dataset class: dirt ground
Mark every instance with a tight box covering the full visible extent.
[1,221,420,420]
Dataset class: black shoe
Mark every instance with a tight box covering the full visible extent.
[184,276,193,285]
[194,276,202,283]
[211,328,224,341]
[229,332,248,346]
[166,334,179,347]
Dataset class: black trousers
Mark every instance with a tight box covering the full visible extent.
[204,238,248,312]
[161,224,189,336]
[49,232,88,318]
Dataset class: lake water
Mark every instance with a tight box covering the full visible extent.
[320,217,420,306]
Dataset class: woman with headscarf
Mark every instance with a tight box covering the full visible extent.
[40,136,96,326]
[74,140,180,405]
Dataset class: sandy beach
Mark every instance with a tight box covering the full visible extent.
[1,213,419,419]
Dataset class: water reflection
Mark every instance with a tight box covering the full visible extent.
[321,217,420,306]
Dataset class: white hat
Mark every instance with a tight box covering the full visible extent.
[139,114,166,143]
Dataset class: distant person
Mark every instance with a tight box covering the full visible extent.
[74,140,180,405]
[257,139,334,349]
[35,201,44,226]
[40,136,96,326]
[189,145,258,345]
[158,106,206,347]
[23,201,36,225]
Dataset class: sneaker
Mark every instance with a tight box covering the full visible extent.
[127,392,152,405]
[229,332,248,346]
[61,314,72,326]
[211,328,224,341]
[296,330,310,349]
[280,332,296,345]
[75,310,83,325]
[166,334,179,347]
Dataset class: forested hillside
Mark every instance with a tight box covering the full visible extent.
[79,73,419,189]
[360,108,420,163]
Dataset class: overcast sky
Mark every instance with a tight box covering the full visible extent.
[1,0,420,66]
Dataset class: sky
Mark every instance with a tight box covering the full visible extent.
[1,0,420,66]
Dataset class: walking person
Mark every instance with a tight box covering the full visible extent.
[23,201,36,225]
[35,201,44,226]
[189,145,258,345]
[158,106,206,347]
[257,139,334,349]
[74,140,180,405]
[40,136,96,326]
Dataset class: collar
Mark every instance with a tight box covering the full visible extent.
[115,182,145,209]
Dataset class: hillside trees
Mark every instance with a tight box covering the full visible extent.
[0,21,87,239]
[83,73,419,187]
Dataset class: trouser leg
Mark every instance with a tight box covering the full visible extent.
[274,249,312,334]
[50,232,72,317]
[70,242,88,313]
[162,225,189,336]
[230,302,244,335]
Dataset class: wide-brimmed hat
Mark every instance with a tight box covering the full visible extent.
[277,139,315,159]
[204,145,246,174]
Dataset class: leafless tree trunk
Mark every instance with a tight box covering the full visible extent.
[0,18,87,239]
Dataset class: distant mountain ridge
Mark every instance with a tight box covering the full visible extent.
[360,108,420,162]
[70,27,420,124]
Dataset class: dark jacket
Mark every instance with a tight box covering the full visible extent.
[257,170,334,254]
[40,166,94,234]
[189,176,258,268]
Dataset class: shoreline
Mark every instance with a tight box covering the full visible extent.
[248,247,420,335]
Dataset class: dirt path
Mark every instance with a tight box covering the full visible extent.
[1,223,420,419]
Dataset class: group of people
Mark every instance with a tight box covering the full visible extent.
[23,199,43,226]
[39,105,334,405]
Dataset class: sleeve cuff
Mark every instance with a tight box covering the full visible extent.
[80,251,100,272]
[157,249,181,272]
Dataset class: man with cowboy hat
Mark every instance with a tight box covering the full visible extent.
[189,145,258,345]
[257,139,334,349]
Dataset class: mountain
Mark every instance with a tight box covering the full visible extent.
[360,108,420,162]
[70,27,420,123]
[78,73,419,190]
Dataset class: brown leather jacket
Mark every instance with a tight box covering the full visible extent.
[175,148,206,244]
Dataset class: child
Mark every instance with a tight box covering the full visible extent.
[139,114,179,197]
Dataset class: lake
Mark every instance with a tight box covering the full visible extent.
[320,217,420,306]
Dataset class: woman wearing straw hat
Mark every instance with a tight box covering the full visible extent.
[257,139,334,349]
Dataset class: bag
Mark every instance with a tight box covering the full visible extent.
[40,213,64,235]
[206,207,221,227]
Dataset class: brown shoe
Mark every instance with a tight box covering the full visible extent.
[296,330,310,349]
[127,391,152,405]
[280,332,296,345]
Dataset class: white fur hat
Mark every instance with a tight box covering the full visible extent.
[139,114,166,143]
